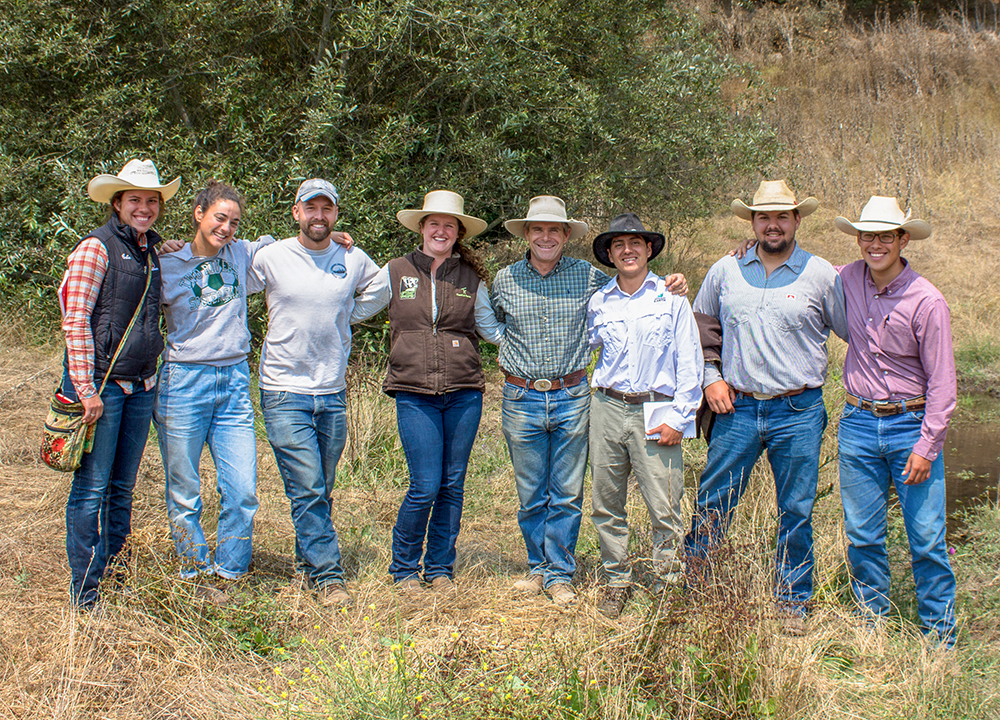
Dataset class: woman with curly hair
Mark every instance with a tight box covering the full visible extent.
[353,190,502,595]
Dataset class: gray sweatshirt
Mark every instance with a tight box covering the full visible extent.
[159,237,273,366]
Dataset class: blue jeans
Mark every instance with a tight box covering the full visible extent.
[686,387,827,608]
[389,390,483,582]
[501,380,591,587]
[153,361,258,580]
[62,370,154,607]
[261,389,348,588]
[838,403,956,644]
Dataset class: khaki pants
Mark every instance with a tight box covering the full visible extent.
[589,390,684,587]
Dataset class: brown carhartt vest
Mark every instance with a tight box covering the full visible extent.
[383,250,485,396]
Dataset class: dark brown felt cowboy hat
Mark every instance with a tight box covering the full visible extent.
[592,212,665,268]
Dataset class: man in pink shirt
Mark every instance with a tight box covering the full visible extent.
[834,196,957,647]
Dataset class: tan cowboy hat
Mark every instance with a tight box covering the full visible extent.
[396,190,487,239]
[87,159,181,203]
[731,180,818,221]
[835,196,931,240]
[504,195,589,240]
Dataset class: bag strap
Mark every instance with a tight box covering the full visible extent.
[95,254,154,396]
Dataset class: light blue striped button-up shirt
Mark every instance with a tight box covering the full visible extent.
[693,243,848,395]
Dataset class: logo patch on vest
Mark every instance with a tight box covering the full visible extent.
[399,276,419,299]
[122,253,132,260]
[329,263,347,279]
[455,287,472,299]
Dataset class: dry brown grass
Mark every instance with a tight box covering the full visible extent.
[1,322,995,718]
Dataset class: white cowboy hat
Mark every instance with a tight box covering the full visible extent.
[504,196,589,240]
[396,190,487,239]
[834,196,931,240]
[87,159,181,203]
[731,180,818,221]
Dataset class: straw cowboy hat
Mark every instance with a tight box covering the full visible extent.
[731,180,818,221]
[834,196,931,240]
[592,212,665,268]
[503,196,589,240]
[87,159,181,203]
[396,190,487,239]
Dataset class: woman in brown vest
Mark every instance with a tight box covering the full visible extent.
[352,191,503,594]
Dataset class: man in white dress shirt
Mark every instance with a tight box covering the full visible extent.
[586,213,704,618]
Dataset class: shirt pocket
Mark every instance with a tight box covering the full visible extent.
[762,293,806,332]
[637,307,673,347]
[879,315,919,357]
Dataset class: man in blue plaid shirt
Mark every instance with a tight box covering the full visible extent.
[491,196,685,606]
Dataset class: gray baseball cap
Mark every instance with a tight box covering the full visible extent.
[294,178,339,205]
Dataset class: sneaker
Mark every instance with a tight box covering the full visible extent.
[429,576,456,594]
[316,582,353,607]
[396,577,425,596]
[512,574,545,596]
[194,582,230,608]
[598,586,632,619]
[547,582,578,607]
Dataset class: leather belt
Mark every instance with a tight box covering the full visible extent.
[846,393,926,417]
[734,387,806,401]
[502,368,587,392]
[597,387,670,405]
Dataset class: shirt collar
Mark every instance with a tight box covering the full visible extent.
[523,250,567,277]
[740,242,807,274]
[866,257,914,294]
[605,270,658,296]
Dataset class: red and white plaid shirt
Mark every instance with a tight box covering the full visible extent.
[59,236,156,398]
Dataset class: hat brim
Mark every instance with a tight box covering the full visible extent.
[834,216,932,240]
[88,174,181,204]
[592,231,665,268]
[731,197,818,221]
[504,216,589,241]
[396,209,488,239]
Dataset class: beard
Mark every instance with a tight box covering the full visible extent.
[301,220,330,243]
[758,235,794,256]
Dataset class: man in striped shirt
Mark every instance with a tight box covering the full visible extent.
[685,180,848,634]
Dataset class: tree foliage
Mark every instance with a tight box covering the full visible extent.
[0,0,776,323]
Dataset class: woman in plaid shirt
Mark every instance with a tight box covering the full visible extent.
[58,159,179,609]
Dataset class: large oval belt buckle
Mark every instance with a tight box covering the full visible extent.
[533,378,553,392]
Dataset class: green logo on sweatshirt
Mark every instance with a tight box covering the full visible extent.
[182,258,240,308]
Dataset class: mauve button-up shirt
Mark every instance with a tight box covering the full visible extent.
[839,259,956,460]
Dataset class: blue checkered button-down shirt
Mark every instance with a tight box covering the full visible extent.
[491,254,610,379]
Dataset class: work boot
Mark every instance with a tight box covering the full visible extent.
[547,582,578,607]
[396,577,425,597]
[430,576,456,595]
[598,586,632,618]
[512,574,544,596]
[316,582,353,608]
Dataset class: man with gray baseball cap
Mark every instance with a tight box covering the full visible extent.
[250,178,379,608]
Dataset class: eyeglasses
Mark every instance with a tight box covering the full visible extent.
[859,232,900,243]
